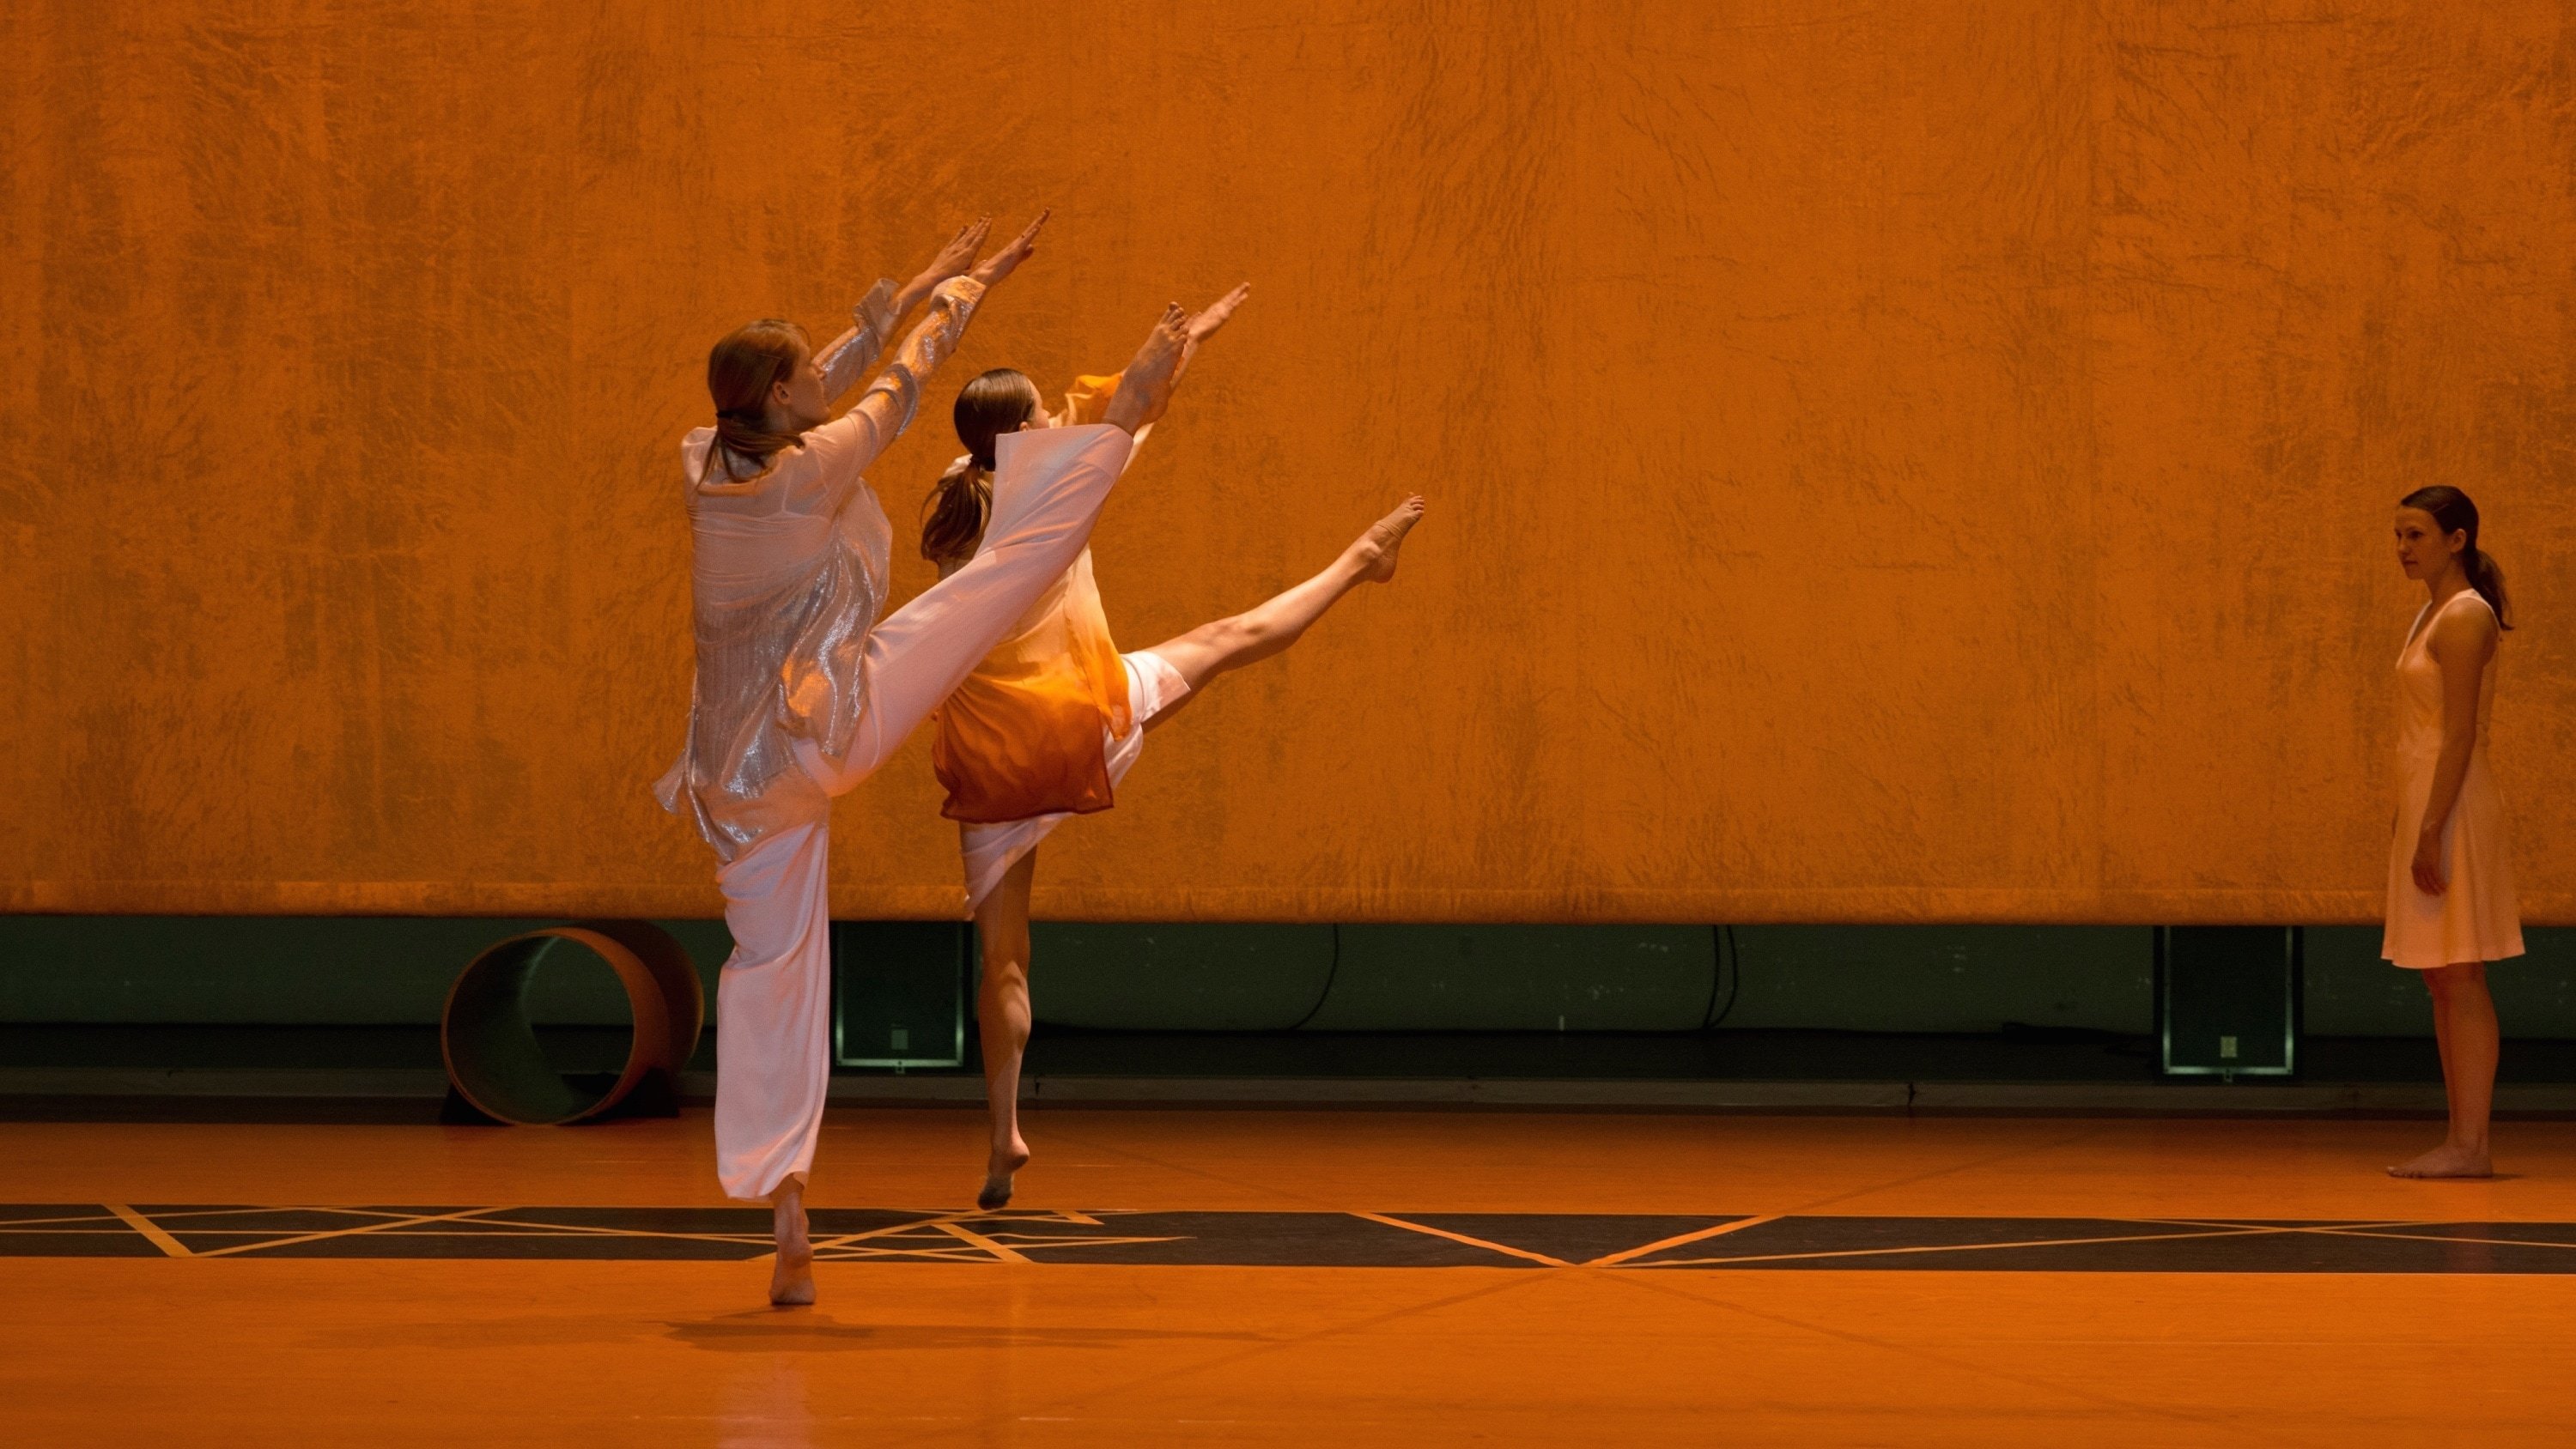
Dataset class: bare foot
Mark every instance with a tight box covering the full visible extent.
[1350,496,1426,584]
[1102,306,1189,434]
[978,1137,1031,1212]
[768,1181,816,1307]
[2388,1143,2494,1179]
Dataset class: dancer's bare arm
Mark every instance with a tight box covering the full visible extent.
[1057,285,1249,440]
[815,220,992,400]
[2409,604,2498,895]
[932,289,1229,577]
[893,218,993,323]
[807,212,1050,475]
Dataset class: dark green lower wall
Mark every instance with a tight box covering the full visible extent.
[0,918,734,1028]
[2,918,2571,1038]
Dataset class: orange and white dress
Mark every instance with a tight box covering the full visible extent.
[930,375,1194,909]
[2383,589,2523,970]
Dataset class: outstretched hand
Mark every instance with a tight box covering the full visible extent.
[1101,305,1191,435]
[969,210,1050,288]
[920,217,992,286]
[1187,283,1251,344]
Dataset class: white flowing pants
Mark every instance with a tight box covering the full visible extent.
[712,425,1133,1201]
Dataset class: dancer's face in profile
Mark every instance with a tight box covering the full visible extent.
[2393,506,2464,581]
[771,346,830,432]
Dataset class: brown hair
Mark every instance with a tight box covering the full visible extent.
[698,319,811,488]
[2399,485,2514,630]
[920,368,1044,566]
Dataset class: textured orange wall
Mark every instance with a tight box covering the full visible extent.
[2,1,2568,923]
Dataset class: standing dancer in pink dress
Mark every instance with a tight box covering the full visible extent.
[659,211,1206,1304]
[2384,486,2523,1179]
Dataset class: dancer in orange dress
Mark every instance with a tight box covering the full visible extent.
[916,286,1425,1208]
[2383,485,2523,1179]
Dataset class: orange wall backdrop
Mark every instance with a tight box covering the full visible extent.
[3,1,2569,924]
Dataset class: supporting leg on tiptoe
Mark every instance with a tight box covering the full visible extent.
[975,850,1040,1210]
[1146,496,1426,710]
[2392,961,2497,1179]
[768,1174,815,1306]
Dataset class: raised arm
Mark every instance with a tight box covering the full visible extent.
[811,279,899,400]
[1056,284,1252,437]
[814,219,993,399]
[805,211,1050,476]
[2409,601,2499,895]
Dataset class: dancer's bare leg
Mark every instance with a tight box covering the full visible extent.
[1145,496,1425,725]
[2391,961,2497,1178]
[768,1174,815,1306]
[974,850,1041,1210]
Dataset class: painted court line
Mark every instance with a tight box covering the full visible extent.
[1588,1214,1782,1267]
[192,1206,512,1259]
[1353,1212,1572,1267]
[1647,1223,2303,1269]
[104,1203,193,1258]
[931,1218,1036,1264]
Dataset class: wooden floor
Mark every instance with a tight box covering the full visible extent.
[4,1108,2573,1446]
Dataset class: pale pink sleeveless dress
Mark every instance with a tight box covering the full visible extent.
[2383,589,2524,970]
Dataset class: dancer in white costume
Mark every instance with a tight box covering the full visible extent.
[658,213,1200,1305]
[916,288,1425,1209]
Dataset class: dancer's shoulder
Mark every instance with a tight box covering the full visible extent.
[2426,591,2500,657]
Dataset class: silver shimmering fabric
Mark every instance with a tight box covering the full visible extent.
[813,279,897,401]
[656,276,985,861]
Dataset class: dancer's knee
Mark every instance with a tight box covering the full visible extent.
[2428,960,2486,991]
[1198,615,1268,670]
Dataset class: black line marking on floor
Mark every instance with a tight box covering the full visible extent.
[4,1207,2573,1272]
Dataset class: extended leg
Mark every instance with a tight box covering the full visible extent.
[2391,961,2497,1178]
[795,426,1136,794]
[797,312,1193,794]
[974,848,1040,1210]
[1143,497,1424,723]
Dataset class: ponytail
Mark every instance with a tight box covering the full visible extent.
[707,410,805,478]
[2462,545,2513,632]
[2400,485,2514,631]
[923,367,1045,565]
[920,458,994,567]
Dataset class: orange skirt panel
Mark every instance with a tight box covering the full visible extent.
[931,549,1133,824]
